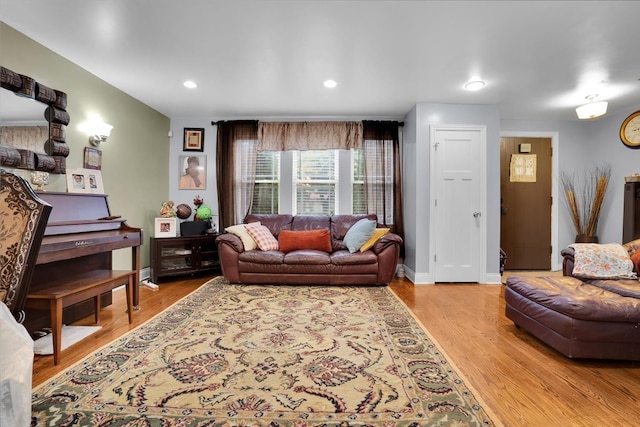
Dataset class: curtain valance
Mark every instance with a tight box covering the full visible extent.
[258,121,363,151]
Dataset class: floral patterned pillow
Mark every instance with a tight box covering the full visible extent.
[570,243,637,279]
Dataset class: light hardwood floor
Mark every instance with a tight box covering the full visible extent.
[32,275,640,427]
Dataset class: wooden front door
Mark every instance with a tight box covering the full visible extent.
[500,137,552,270]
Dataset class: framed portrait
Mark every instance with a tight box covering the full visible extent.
[178,155,206,189]
[83,147,102,169]
[183,128,204,152]
[66,168,105,194]
[155,217,177,238]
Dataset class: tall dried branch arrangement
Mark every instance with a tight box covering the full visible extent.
[560,164,611,237]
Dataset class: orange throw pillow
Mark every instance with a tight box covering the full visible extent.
[278,229,332,253]
[631,250,640,274]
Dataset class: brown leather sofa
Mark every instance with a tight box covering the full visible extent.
[216,214,403,285]
[504,240,640,361]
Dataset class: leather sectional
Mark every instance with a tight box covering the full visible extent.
[504,240,640,361]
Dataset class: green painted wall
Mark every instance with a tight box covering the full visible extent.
[1,23,170,270]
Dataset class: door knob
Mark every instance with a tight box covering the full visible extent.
[473,212,481,218]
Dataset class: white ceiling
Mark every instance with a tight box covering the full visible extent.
[1,0,640,122]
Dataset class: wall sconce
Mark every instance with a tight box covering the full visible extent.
[575,94,608,120]
[88,122,113,146]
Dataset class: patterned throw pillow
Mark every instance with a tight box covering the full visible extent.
[570,243,637,279]
[225,222,260,251]
[245,223,279,251]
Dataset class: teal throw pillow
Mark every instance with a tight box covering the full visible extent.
[343,218,377,253]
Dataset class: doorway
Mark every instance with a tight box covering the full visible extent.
[500,137,552,270]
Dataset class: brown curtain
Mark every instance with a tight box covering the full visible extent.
[362,121,404,247]
[216,120,259,228]
[258,121,362,151]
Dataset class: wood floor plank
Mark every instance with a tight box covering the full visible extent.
[32,276,640,426]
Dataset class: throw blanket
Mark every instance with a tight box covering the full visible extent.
[569,243,637,279]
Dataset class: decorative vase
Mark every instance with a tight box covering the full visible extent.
[575,234,598,243]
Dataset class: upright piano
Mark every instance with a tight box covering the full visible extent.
[24,192,142,335]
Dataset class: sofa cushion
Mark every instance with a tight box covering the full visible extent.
[290,215,332,232]
[245,223,279,251]
[343,218,377,253]
[331,214,377,240]
[331,250,377,265]
[225,222,259,251]
[278,229,332,253]
[588,279,640,299]
[505,275,640,322]
[284,250,331,265]
[360,228,390,252]
[245,214,293,236]
[239,250,284,264]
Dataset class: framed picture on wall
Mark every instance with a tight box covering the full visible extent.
[83,147,102,169]
[178,155,206,189]
[183,128,204,152]
[66,168,105,194]
[155,217,177,238]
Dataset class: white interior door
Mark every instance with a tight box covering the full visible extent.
[431,126,485,282]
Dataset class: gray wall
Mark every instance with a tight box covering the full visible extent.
[402,102,639,283]
[402,103,501,284]
[1,23,171,269]
[502,105,640,258]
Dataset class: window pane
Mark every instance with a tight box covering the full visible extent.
[296,150,335,181]
[252,183,279,214]
[352,183,366,214]
[294,150,337,215]
[296,183,335,215]
[352,149,365,214]
[251,151,279,214]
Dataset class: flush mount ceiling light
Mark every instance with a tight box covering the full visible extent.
[464,80,486,91]
[323,79,338,88]
[575,94,608,119]
[183,80,197,89]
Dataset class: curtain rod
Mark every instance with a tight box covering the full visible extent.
[212,120,404,126]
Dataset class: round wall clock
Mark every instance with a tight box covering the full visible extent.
[620,110,640,149]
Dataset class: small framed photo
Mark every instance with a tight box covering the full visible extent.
[83,147,102,169]
[178,155,206,189]
[155,217,177,238]
[183,128,204,152]
[66,168,105,194]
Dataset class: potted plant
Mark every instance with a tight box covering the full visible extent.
[560,164,611,243]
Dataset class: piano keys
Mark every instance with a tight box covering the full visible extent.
[24,192,142,336]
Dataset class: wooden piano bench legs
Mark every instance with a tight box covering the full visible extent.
[26,270,136,365]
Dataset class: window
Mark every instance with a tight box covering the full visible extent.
[248,147,389,219]
[251,151,279,214]
[293,150,337,215]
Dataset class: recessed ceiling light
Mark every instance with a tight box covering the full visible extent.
[183,80,197,89]
[464,80,486,91]
[323,79,338,89]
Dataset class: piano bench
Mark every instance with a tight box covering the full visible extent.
[26,269,135,365]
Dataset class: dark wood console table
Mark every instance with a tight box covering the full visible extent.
[150,235,220,283]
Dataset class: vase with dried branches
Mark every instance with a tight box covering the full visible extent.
[560,164,611,243]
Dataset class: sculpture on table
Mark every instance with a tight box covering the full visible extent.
[159,201,176,218]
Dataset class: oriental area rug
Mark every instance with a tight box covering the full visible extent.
[32,277,498,426]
